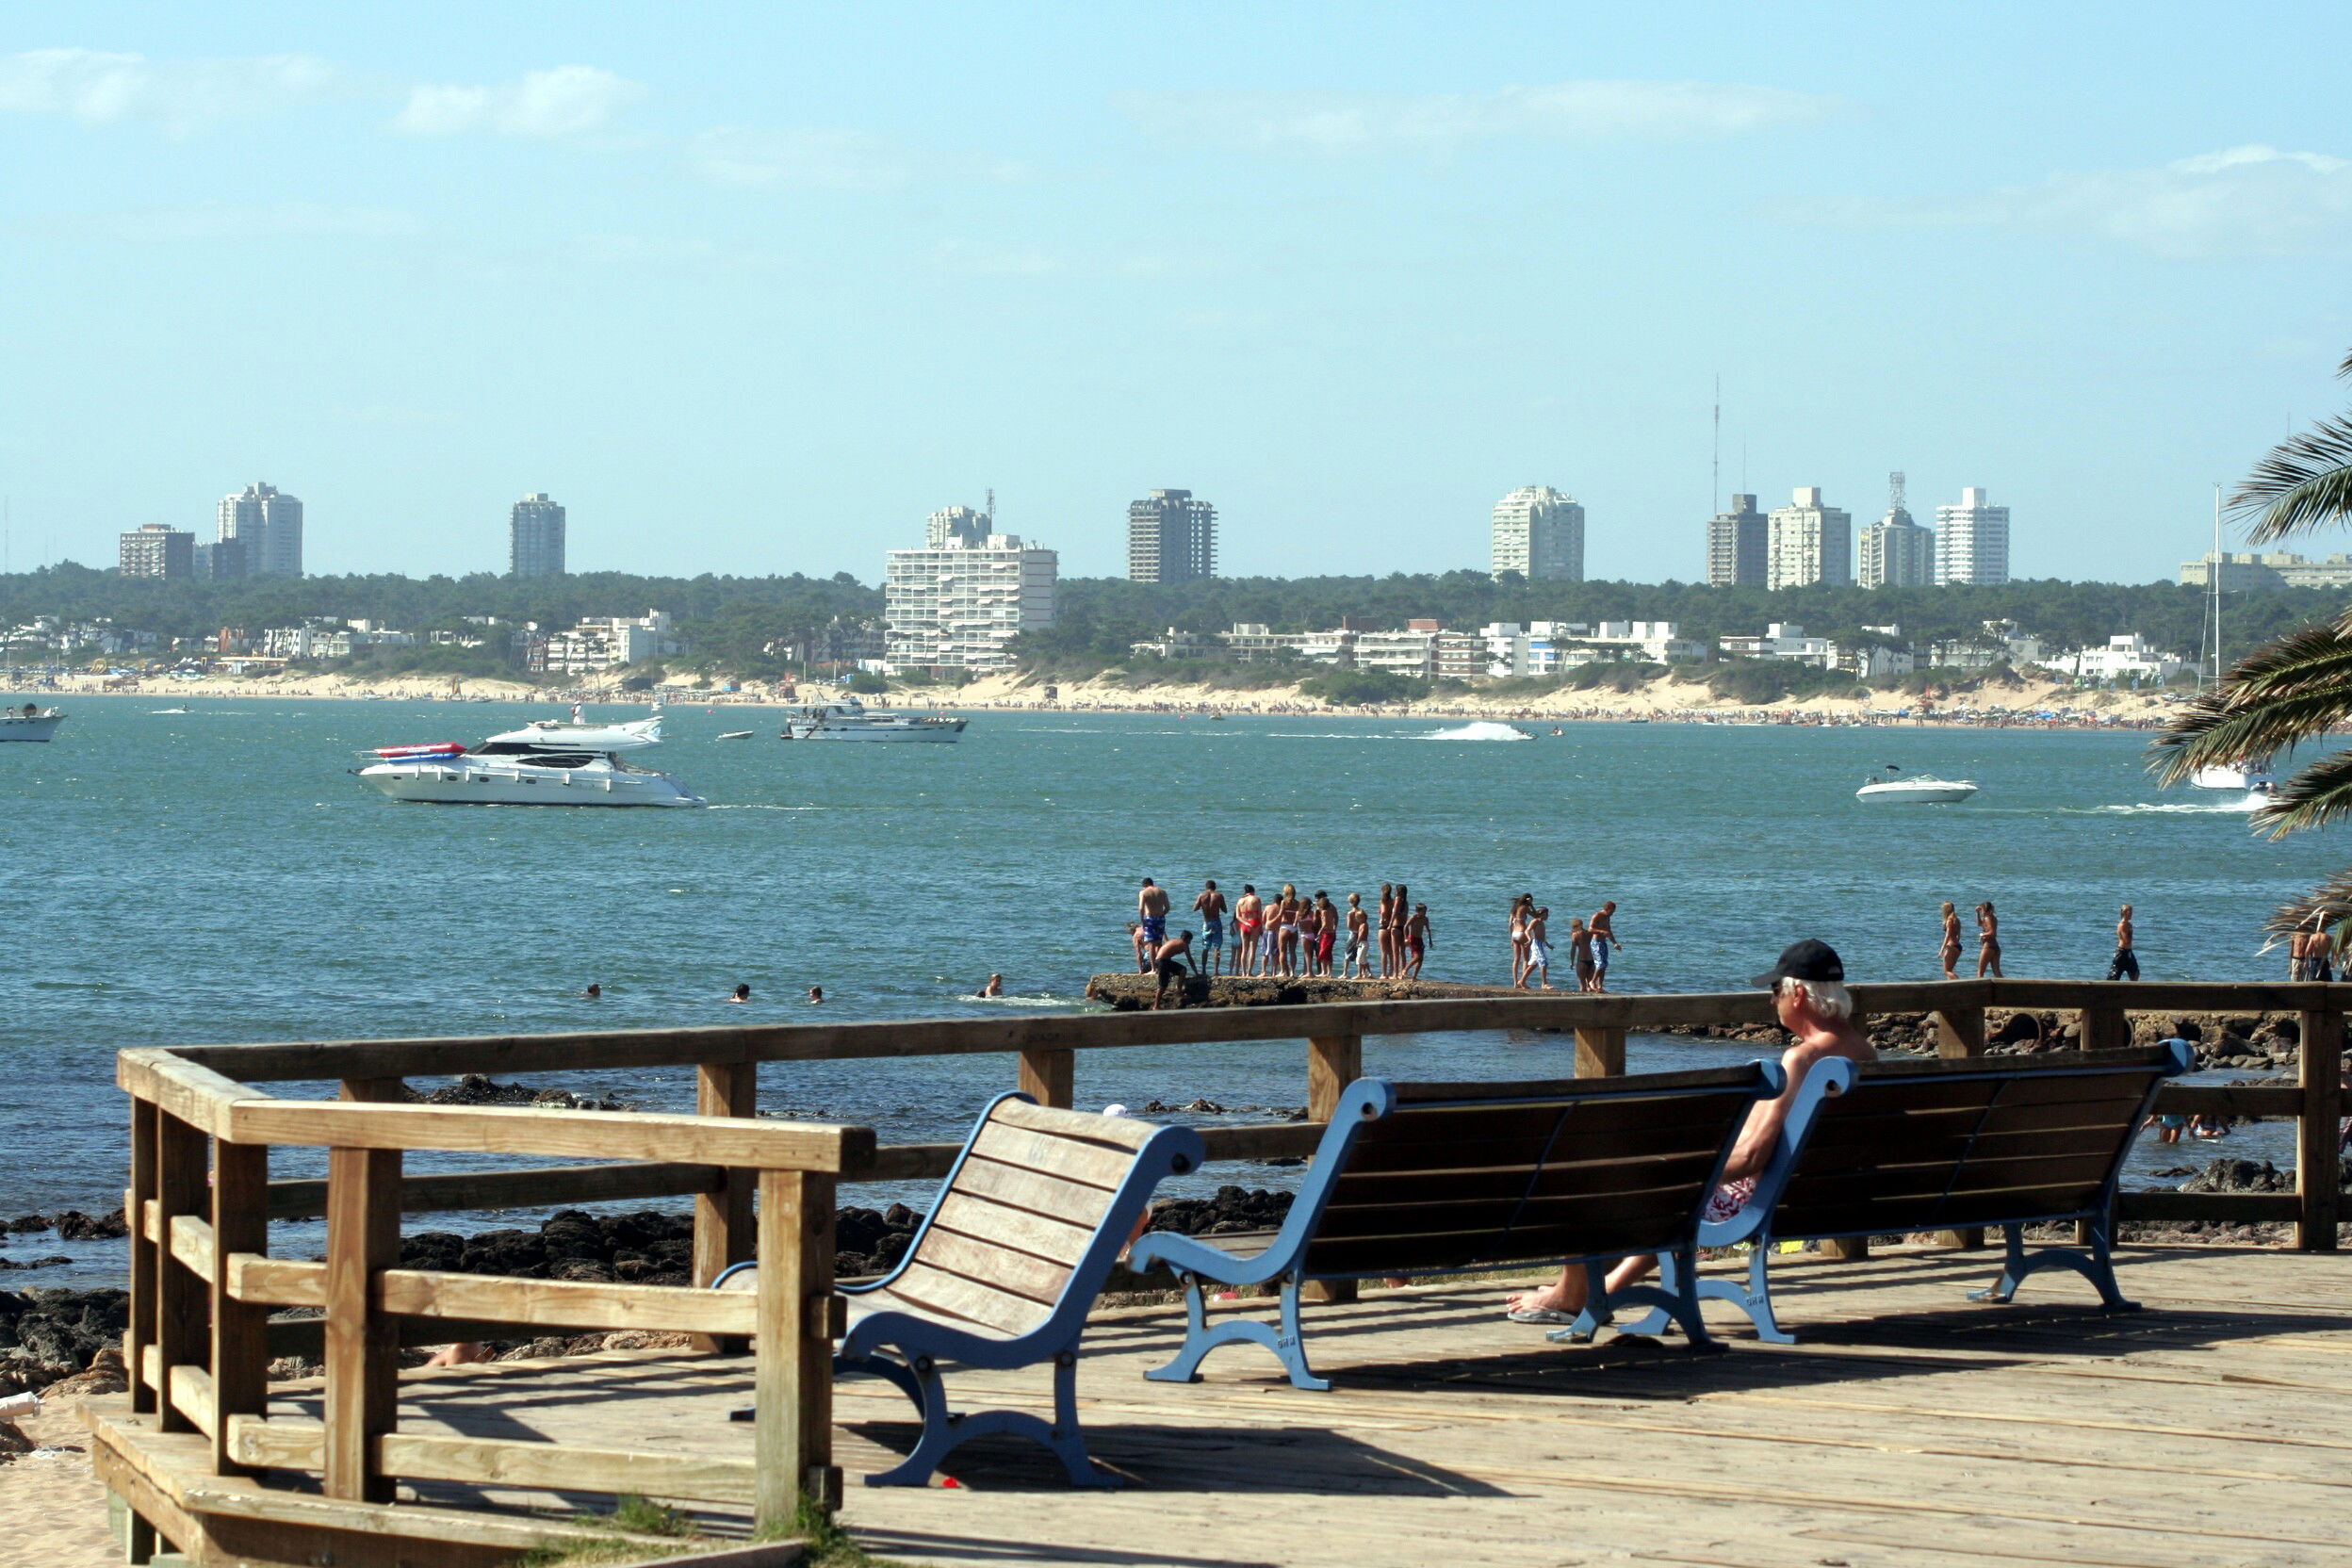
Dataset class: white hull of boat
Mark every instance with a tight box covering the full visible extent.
[0,713,64,742]
[2191,763,2274,791]
[788,722,964,743]
[360,758,703,807]
[1856,779,1979,805]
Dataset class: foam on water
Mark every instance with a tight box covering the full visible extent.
[1418,721,1532,743]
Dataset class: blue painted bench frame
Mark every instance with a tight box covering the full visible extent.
[1612,1040,2195,1346]
[721,1091,1205,1487]
[1129,1063,1786,1390]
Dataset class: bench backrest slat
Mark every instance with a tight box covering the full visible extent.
[967,1120,1137,1190]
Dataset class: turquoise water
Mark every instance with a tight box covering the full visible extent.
[0,697,2319,1282]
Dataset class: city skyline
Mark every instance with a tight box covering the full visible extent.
[5,9,2348,583]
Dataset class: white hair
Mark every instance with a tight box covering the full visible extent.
[1778,977,1854,1020]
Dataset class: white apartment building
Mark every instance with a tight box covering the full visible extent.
[2044,634,2187,685]
[1720,623,1837,667]
[884,531,1058,675]
[1858,512,1935,588]
[2180,550,2352,591]
[218,482,304,579]
[1766,488,1851,590]
[1935,486,2011,585]
[545,610,686,674]
[1481,619,1701,676]
[1490,486,1585,581]
[510,494,566,579]
[1353,628,1439,680]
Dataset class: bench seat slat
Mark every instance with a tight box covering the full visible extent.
[968,1122,1135,1190]
[913,1224,1074,1307]
[932,1191,1099,1269]
[951,1154,1118,1229]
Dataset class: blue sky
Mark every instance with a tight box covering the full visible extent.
[6,4,2350,583]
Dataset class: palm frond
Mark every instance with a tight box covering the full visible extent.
[2262,866,2352,956]
[2148,623,2352,782]
[2234,412,2352,544]
[2254,748,2352,837]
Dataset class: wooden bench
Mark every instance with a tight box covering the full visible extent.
[723,1092,1204,1486]
[1612,1042,2195,1345]
[1127,1063,1786,1389]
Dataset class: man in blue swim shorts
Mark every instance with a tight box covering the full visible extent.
[1193,879,1228,975]
[1138,876,1169,950]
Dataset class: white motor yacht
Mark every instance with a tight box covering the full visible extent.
[356,733,705,808]
[2191,758,2275,791]
[782,695,965,743]
[1855,765,1979,805]
[482,704,664,751]
[0,702,65,742]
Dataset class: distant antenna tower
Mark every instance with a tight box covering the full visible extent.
[1711,375,1721,516]
[1887,471,1906,514]
[985,487,996,528]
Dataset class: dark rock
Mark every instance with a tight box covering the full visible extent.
[540,1210,606,1265]
[53,1210,128,1241]
[872,1232,913,1271]
[458,1229,547,1276]
[2172,1018,2204,1043]
[2180,1158,2290,1194]
[0,1257,70,1272]
[400,1231,467,1271]
[1146,1184,1295,1237]
[836,1207,892,1256]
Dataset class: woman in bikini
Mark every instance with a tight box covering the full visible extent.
[1976,900,2003,979]
[1234,886,1264,977]
[1373,884,1393,978]
[1939,901,1963,981]
[1296,898,1322,978]
[1509,895,1532,987]
[1277,883,1300,977]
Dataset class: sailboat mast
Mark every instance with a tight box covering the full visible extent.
[2209,484,2224,685]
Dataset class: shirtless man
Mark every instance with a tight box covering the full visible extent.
[1589,901,1624,993]
[1507,939,1876,1323]
[2106,904,2139,982]
[976,973,1004,997]
[1233,884,1265,977]
[1567,917,1595,990]
[1346,892,1372,978]
[1127,922,1152,974]
[1404,902,1431,979]
[1315,890,1341,977]
[1377,884,1397,978]
[1194,879,1229,976]
[1151,930,1196,1009]
[1137,877,1170,953]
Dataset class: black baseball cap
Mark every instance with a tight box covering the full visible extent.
[1751,939,1844,989]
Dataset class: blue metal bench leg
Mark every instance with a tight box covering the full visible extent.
[1144,1273,1328,1391]
[1623,1246,1791,1344]
[1969,1221,2140,1312]
[859,1350,1113,1489]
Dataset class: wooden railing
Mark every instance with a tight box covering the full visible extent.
[116,978,2342,1535]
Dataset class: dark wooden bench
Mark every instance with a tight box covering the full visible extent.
[1611,1041,2194,1345]
[1127,1063,1786,1389]
[721,1092,1204,1485]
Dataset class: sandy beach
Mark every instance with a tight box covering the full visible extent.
[0,1396,117,1568]
[40,665,2181,727]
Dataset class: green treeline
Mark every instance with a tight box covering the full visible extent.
[4,562,2334,678]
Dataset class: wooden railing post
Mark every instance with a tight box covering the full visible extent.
[1019,1048,1075,1109]
[154,1111,210,1432]
[694,1059,760,1354]
[2297,1003,2343,1252]
[127,1097,159,1416]
[323,1144,401,1503]
[1574,1027,1626,1078]
[755,1168,839,1529]
[1931,1003,1988,1252]
[1304,1035,1363,1303]
[210,1139,270,1475]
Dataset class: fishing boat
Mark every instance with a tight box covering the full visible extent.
[0,702,66,742]
[781,695,965,743]
[1855,764,1979,805]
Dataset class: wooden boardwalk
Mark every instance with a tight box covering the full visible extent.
[89,1242,2352,1566]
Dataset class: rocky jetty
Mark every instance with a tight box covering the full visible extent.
[403,1074,635,1112]
[1087,972,1542,1009]
[0,1289,128,1396]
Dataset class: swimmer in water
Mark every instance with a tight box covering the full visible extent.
[729,983,751,1004]
[978,973,1004,997]
[807,986,824,1004]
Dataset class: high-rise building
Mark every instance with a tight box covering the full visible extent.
[119,524,194,580]
[510,493,566,579]
[1490,485,1585,581]
[1935,486,2011,585]
[1858,472,1934,589]
[1704,493,1768,587]
[217,482,303,578]
[885,521,1058,675]
[1766,486,1852,591]
[1127,489,1217,583]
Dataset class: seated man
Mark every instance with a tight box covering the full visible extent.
[1505,938,1876,1323]
[1151,929,1196,1010]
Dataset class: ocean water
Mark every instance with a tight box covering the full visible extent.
[0,696,2322,1283]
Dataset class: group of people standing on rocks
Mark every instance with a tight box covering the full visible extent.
[1127,877,1433,1004]
[1509,897,1624,992]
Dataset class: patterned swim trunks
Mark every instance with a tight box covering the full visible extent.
[1704,1176,1758,1223]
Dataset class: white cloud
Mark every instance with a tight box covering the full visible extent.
[0,48,337,133]
[692,127,1032,190]
[1116,80,1840,154]
[1779,145,2352,260]
[393,65,645,139]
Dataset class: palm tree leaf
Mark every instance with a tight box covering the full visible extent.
[2148,623,2352,781]
[2254,747,2352,837]
[2234,412,2352,544]
[2263,865,2352,955]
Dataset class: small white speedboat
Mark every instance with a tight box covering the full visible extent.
[2192,758,2274,791]
[781,696,965,743]
[1855,765,1978,805]
[0,702,65,742]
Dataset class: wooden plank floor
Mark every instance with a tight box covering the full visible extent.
[258,1245,2352,1567]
